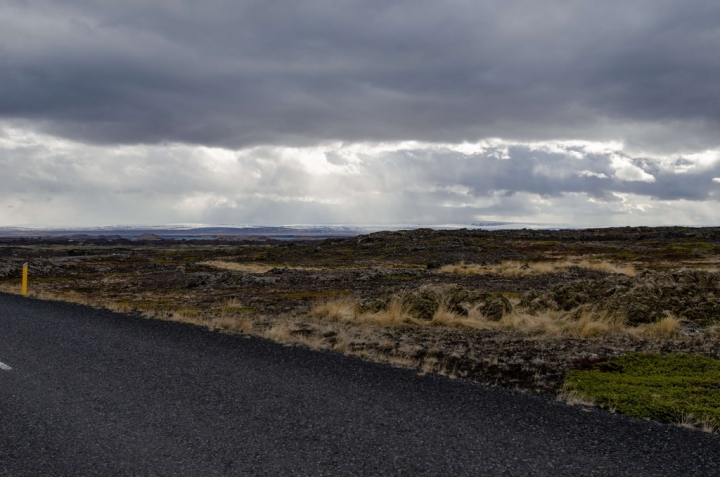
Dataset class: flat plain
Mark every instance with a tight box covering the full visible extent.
[1,226,719,430]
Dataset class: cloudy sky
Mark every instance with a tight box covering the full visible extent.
[2,0,720,227]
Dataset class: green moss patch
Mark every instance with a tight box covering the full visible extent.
[564,353,720,427]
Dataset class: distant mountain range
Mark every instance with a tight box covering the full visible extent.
[0,221,569,240]
[0,225,364,240]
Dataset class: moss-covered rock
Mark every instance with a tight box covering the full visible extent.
[402,289,444,320]
[522,269,720,325]
[401,286,512,321]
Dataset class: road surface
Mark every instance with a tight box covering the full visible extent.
[1,292,718,476]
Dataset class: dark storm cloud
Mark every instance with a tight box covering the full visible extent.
[2,1,720,150]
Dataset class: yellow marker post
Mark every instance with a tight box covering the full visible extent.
[21,262,28,296]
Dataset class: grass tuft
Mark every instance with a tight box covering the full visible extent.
[556,389,596,407]
[634,314,681,339]
[310,297,686,339]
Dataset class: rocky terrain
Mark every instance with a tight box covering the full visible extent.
[1,226,719,395]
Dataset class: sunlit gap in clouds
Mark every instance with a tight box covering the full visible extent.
[2,123,720,228]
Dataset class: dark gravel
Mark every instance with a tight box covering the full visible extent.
[0,292,718,476]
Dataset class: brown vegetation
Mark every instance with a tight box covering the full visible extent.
[200,260,321,273]
[439,260,636,277]
[1,226,719,398]
[310,296,681,339]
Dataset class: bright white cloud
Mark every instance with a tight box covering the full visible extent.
[610,155,656,183]
[1,125,720,227]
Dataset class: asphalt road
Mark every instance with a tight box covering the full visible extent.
[1,293,719,476]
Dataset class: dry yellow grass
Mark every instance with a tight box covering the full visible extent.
[495,308,629,337]
[311,297,414,326]
[429,304,488,328]
[311,298,359,321]
[310,298,681,339]
[636,315,682,338]
[264,323,293,342]
[200,260,320,273]
[676,413,718,433]
[481,307,679,339]
[200,261,276,273]
[439,260,636,277]
[214,314,253,333]
[556,390,596,407]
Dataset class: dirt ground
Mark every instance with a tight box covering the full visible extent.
[2,226,719,395]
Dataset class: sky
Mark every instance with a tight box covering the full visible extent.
[2,0,720,228]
